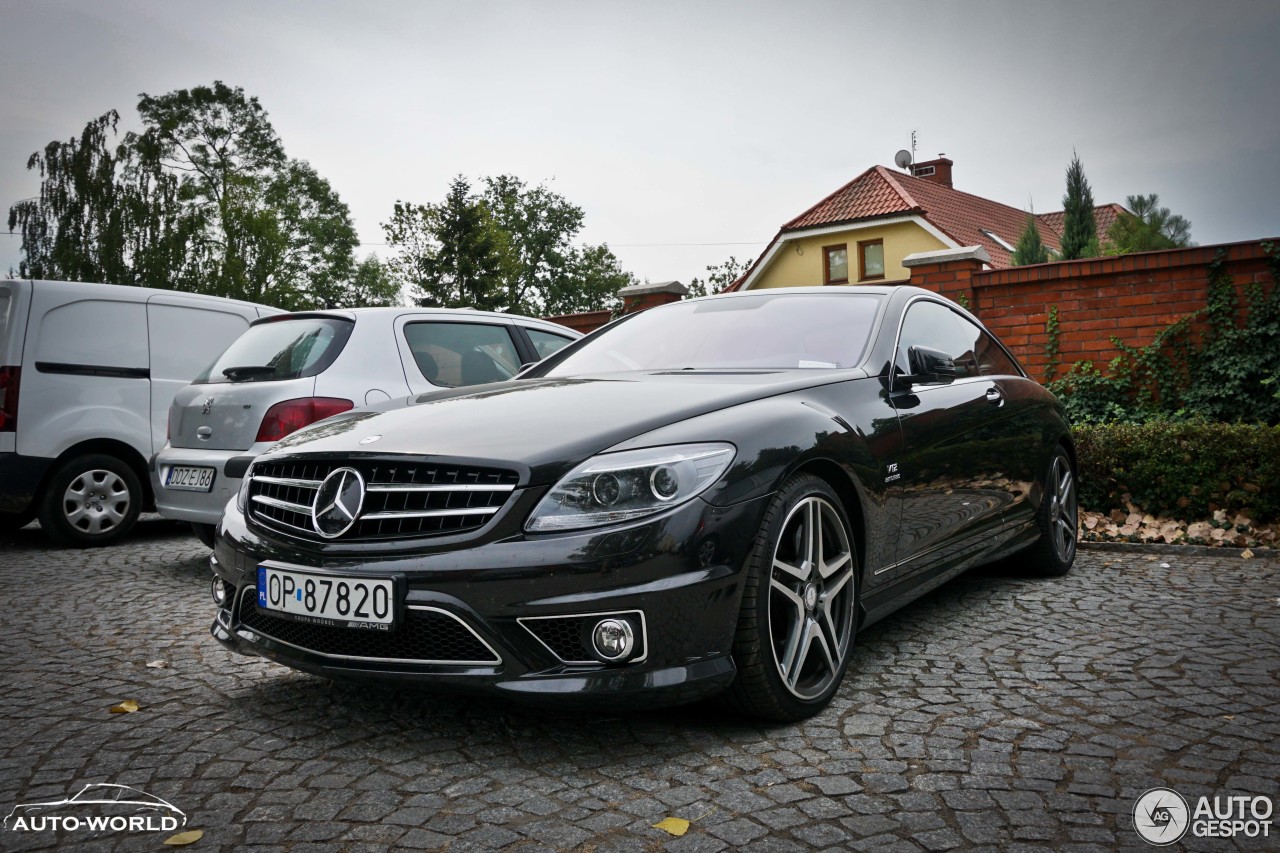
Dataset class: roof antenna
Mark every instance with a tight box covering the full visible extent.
[896,130,916,171]
[894,131,916,172]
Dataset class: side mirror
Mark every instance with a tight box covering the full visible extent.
[897,345,956,388]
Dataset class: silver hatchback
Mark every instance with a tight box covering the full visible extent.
[153,307,580,544]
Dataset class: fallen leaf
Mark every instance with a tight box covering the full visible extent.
[109,699,140,714]
[1159,562,1171,569]
[653,817,690,836]
[164,829,204,846]
[1241,549,1254,560]
[146,660,168,669]
[1222,715,1235,721]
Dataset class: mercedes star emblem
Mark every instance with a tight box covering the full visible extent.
[311,467,366,539]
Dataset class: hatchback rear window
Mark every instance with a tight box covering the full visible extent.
[194,316,354,384]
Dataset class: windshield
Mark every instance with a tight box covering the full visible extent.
[194,316,354,384]
[543,293,881,376]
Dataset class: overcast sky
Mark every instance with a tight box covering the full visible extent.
[2,0,1278,288]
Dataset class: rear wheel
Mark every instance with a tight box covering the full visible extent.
[725,474,859,721]
[38,453,142,547]
[191,522,217,548]
[1021,448,1078,576]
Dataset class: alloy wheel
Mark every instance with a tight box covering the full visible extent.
[1048,455,1077,563]
[768,495,856,700]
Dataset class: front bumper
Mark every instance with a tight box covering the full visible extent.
[153,444,262,524]
[0,452,53,515]
[209,491,770,708]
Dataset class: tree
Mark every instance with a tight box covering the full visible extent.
[1060,151,1099,260]
[687,256,753,298]
[383,174,637,314]
[1011,215,1050,266]
[8,81,364,310]
[334,254,400,308]
[384,176,510,310]
[1107,194,1192,254]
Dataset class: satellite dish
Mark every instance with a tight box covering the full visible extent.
[894,149,913,170]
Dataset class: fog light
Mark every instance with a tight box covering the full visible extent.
[211,576,228,606]
[591,618,634,662]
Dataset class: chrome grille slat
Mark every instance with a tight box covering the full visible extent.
[246,457,519,543]
[254,475,322,489]
[251,494,314,514]
[366,483,516,493]
[363,506,501,521]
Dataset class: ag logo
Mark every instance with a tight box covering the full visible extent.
[311,467,365,539]
[200,397,215,416]
[1134,787,1189,845]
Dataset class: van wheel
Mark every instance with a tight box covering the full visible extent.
[191,523,217,548]
[39,453,142,547]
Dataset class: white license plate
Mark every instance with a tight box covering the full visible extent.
[256,565,395,629]
[164,465,215,492]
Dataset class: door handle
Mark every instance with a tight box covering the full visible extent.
[985,387,1003,404]
[196,426,213,440]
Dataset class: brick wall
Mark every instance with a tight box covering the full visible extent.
[907,238,1277,381]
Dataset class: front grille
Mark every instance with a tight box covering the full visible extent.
[247,457,519,542]
[237,588,500,665]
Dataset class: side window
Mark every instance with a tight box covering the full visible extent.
[402,322,521,388]
[975,332,1021,377]
[525,328,575,360]
[896,301,983,379]
[37,299,148,369]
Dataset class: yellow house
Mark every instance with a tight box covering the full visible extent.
[732,157,1124,291]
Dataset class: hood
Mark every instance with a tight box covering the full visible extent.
[260,370,863,484]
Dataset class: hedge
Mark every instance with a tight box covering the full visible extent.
[1074,421,1280,523]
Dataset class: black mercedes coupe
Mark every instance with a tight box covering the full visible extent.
[209,285,1077,720]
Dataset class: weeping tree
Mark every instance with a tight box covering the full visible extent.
[7,82,384,310]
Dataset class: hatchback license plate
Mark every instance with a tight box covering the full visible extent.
[256,566,395,629]
[164,465,215,492]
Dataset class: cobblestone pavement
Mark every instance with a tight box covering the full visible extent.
[1,519,1278,852]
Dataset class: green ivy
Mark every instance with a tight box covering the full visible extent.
[1048,244,1280,424]
[1044,305,1060,381]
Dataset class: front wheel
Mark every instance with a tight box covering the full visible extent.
[1021,447,1078,576]
[724,474,859,721]
[191,522,217,548]
[38,453,142,547]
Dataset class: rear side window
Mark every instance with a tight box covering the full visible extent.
[525,327,576,360]
[403,322,520,387]
[897,301,984,379]
[195,317,353,384]
[37,299,148,369]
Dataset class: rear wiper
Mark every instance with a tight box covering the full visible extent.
[221,365,276,380]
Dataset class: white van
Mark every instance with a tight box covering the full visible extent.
[0,279,280,546]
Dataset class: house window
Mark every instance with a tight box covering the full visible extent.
[859,240,885,281]
[823,245,848,284]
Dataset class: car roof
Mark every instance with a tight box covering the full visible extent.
[255,305,580,331]
[691,284,933,303]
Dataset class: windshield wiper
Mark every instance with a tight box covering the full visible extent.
[221,365,277,380]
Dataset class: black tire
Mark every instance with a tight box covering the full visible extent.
[191,522,217,548]
[1021,447,1078,576]
[38,453,142,548]
[724,474,859,722]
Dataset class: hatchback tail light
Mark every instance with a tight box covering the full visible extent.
[256,397,354,443]
[0,366,19,433]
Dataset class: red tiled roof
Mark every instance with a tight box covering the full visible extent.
[727,166,1127,291]
[1037,203,1128,242]
[779,165,1068,268]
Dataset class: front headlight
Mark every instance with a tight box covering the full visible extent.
[235,463,255,513]
[526,443,736,533]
